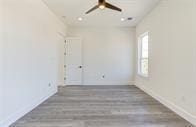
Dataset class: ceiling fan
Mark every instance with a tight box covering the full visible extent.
[85,0,122,14]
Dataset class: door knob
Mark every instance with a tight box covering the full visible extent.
[79,66,82,68]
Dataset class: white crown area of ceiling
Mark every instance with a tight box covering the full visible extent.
[43,0,160,27]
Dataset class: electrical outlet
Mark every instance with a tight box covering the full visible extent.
[48,83,51,87]
[181,96,186,103]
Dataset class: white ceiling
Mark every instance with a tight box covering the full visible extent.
[43,0,160,27]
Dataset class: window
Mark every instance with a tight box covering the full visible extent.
[138,32,149,77]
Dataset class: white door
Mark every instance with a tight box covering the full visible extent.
[65,38,83,85]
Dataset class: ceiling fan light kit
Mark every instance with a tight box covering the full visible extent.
[86,0,122,14]
[99,4,105,9]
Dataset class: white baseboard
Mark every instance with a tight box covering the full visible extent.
[83,81,134,85]
[0,89,57,127]
[136,83,196,126]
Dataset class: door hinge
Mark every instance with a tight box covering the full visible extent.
[64,40,66,43]
[64,65,66,68]
[64,77,66,80]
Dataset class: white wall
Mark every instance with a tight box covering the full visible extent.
[0,0,66,126]
[68,27,135,85]
[0,2,4,125]
[135,0,196,125]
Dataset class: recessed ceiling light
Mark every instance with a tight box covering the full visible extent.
[121,18,125,21]
[78,17,83,21]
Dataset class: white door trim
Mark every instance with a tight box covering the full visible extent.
[64,37,83,85]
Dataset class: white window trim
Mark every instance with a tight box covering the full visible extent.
[137,32,149,78]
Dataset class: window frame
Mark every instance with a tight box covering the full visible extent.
[137,32,149,78]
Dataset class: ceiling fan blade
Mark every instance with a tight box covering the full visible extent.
[85,5,99,14]
[105,2,122,12]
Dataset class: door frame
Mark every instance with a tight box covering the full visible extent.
[64,37,83,85]
[57,32,66,86]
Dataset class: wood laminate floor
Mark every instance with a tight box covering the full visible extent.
[11,85,194,127]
